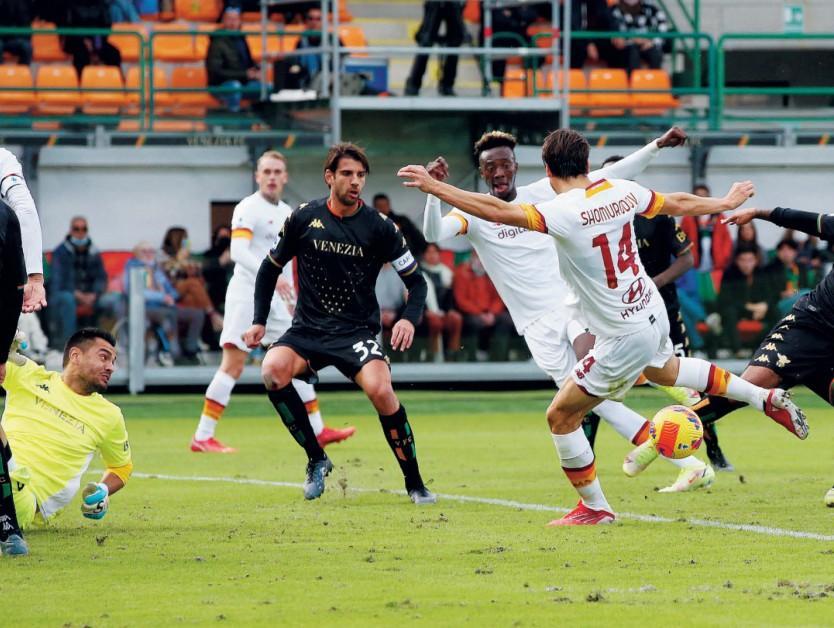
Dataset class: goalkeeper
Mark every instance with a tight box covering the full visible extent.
[0,328,132,557]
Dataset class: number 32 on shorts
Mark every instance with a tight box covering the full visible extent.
[352,339,383,363]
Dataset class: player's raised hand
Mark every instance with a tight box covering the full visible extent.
[723,207,766,226]
[81,482,110,520]
[242,324,266,349]
[22,277,47,313]
[390,319,415,352]
[426,157,449,182]
[723,180,755,210]
[398,165,436,193]
[656,126,687,148]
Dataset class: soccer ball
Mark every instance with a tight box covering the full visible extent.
[649,405,704,459]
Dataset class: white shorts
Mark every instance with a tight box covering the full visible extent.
[219,292,292,353]
[572,312,673,401]
[523,310,575,385]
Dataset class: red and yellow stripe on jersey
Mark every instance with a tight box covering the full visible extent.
[231,227,253,240]
[585,179,613,198]
[519,203,547,233]
[562,460,597,488]
[639,190,665,219]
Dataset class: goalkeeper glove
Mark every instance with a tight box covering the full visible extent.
[9,330,27,366]
[81,482,110,520]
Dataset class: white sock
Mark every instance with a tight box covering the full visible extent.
[674,357,766,408]
[292,379,324,436]
[595,400,646,442]
[552,428,611,512]
[195,370,236,440]
[668,455,704,469]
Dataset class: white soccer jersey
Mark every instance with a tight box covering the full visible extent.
[522,178,667,336]
[448,182,569,333]
[228,191,293,293]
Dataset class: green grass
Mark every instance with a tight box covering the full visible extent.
[5,388,833,626]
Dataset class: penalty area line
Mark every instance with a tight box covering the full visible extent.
[127,471,834,542]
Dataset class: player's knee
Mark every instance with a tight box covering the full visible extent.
[261,357,291,390]
[365,381,396,412]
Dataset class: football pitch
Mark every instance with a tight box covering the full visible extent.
[5,387,832,626]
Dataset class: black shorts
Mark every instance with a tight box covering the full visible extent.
[666,307,691,358]
[272,327,389,382]
[749,298,834,387]
[0,204,26,289]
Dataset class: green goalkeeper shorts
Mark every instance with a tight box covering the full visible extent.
[10,465,37,529]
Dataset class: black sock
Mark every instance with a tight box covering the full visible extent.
[379,405,423,490]
[582,412,601,450]
[692,395,745,427]
[267,385,326,462]
[0,438,22,542]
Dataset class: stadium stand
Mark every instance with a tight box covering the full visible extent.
[588,68,630,116]
[0,65,35,114]
[35,64,80,115]
[81,66,126,115]
[630,68,679,116]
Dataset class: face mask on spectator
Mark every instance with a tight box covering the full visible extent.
[70,235,91,247]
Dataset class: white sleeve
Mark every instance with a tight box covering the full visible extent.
[590,141,660,181]
[422,194,467,242]
[3,181,44,276]
[230,236,265,275]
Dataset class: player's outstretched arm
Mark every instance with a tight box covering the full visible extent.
[399,165,529,229]
[423,195,465,242]
[660,181,755,217]
[592,127,686,181]
[726,206,834,241]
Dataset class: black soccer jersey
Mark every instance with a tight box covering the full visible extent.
[264,197,423,335]
[634,213,692,311]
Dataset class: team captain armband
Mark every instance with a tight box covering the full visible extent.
[392,250,417,275]
[519,203,547,233]
[639,190,665,219]
[231,227,253,240]
[448,210,469,234]
[0,173,24,198]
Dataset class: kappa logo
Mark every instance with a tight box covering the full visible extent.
[776,353,791,368]
[36,383,49,392]
[763,342,777,352]
[784,314,796,322]
[309,218,325,229]
[770,333,784,341]
[755,354,770,364]
[622,277,646,305]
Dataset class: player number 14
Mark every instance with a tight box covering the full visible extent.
[592,223,639,289]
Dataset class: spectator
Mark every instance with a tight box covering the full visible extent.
[373,193,427,258]
[680,184,733,271]
[610,0,668,74]
[675,269,708,353]
[765,238,813,317]
[796,234,823,279]
[206,7,261,113]
[0,0,33,65]
[530,1,616,69]
[453,251,513,361]
[272,6,329,92]
[375,262,405,343]
[404,1,465,96]
[47,217,108,350]
[158,226,222,335]
[420,243,463,360]
[200,225,233,313]
[57,0,122,77]
[110,0,140,22]
[713,244,776,357]
[735,220,765,267]
[486,3,538,85]
[124,241,202,366]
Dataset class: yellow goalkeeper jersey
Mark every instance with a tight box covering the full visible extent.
[1,358,131,521]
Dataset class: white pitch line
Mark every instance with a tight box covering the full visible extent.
[127,471,834,542]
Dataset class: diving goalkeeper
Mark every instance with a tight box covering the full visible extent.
[0,328,132,557]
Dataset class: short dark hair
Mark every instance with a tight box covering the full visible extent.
[601,155,624,169]
[541,129,590,179]
[693,183,711,195]
[777,238,798,251]
[324,142,370,175]
[734,242,759,258]
[63,327,116,367]
[372,193,389,204]
[473,131,517,158]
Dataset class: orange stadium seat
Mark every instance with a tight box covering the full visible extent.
[463,0,481,24]
[338,24,367,57]
[110,22,148,63]
[527,23,558,65]
[195,23,218,59]
[630,69,679,115]
[169,66,217,116]
[243,24,282,62]
[175,0,223,22]
[32,21,69,62]
[124,66,172,113]
[81,65,126,115]
[502,66,527,99]
[152,23,198,62]
[530,68,588,112]
[280,23,304,53]
[35,64,81,115]
[588,68,630,116]
[0,65,35,114]
[338,0,353,22]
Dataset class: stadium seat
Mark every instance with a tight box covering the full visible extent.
[502,66,527,99]
[35,65,81,115]
[101,251,133,293]
[588,68,630,116]
[169,66,217,116]
[81,65,126,115]
[175,0,223,22]
[152,23,198,62]
[243,24,282,62]
[527,23,558,65]
[124,66,172,114]
[338,0,353,22]
[338,25,368,57]
[530,69,588,114]
[32,21,69,62]
[0,65,35,114]
[280,23,304,53]
[463,0,481,24]
[110,22,148,63]
[195,23,218,59]
[630,69,679,115]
